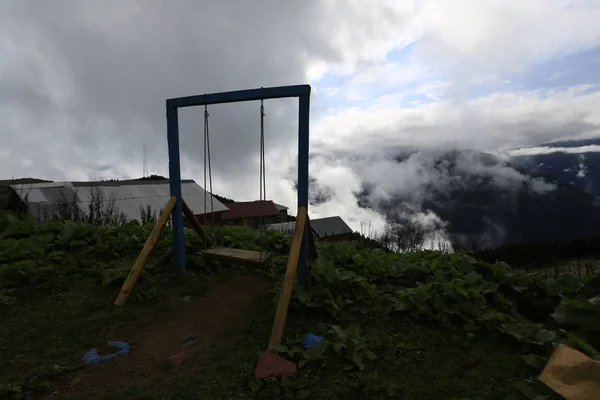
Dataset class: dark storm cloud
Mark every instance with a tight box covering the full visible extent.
[0,0,346,186]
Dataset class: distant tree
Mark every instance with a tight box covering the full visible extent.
[51,187,82,222]
[85,185,127,225]
[350,231,391,252]
[389,222,426,252]
[139,204,157,224]
[137,175,168,181]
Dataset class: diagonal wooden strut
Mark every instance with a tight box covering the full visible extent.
[181,199,214,247]
[114,196,177,306]
[268,206,307,351]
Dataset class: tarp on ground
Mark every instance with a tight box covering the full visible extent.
[538,344,600,400]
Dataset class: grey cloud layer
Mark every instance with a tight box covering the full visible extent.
[1,0,346,183]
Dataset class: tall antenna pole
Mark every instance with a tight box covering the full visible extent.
[143,143,149,178]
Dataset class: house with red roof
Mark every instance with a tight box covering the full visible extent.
[221,200,285,227]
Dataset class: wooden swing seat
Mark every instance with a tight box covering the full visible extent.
[182,200,271,267]
[202,247,270,267]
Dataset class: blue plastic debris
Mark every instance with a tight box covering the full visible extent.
[302,333,323,349]
[81,341,130,365]
[180,335,199,348]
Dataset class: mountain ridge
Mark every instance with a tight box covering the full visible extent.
[510,137,600,199]
[353,147,600,249]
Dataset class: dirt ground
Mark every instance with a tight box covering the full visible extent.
[46,274,272,399]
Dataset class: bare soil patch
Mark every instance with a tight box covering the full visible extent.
[46,274,271,399]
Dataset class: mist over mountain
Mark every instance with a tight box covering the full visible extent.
[334,147,600,249]
[510,137,600,199]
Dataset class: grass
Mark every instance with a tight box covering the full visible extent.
[250,322,527,400]
[1,256,530,400]
[66,294,528,400]
[2,214,599,399]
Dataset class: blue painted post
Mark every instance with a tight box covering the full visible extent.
[297,93,310,285]
[166,105,186,273]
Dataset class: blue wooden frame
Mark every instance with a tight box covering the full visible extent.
[166,84,311,284]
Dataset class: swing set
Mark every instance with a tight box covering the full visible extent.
[165,85,312,279]
[114,85,315,374]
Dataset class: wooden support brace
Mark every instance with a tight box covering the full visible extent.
[268,206,307,351]
[182,199,215,248]
[114,196,177,306]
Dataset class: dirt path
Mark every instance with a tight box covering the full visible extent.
[47,274,271,399]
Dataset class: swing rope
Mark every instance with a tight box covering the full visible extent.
[259,99,267,261]
[203,105,215,250]
[201,101,267,260]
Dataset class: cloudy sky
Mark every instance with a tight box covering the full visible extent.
[2,0,600,235]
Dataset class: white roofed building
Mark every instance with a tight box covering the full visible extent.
[10,179,228,224]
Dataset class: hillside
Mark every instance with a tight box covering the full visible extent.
[426,175,600,247]
[510,137,600,199]
[0,213,599,399]
[355,149,600,249]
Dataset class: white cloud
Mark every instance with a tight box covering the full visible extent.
[347,58,431,87]
[311,0,419,75]
[306,155,388,234]
[302,146,555,245]
[509,145,600,156]
[309,0,600,102]
[313,86,600,155]
[414,81,449,101]
[305,60,330,82]
[417,0,600,78]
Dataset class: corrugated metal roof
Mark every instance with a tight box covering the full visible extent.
[266,216,353,238]
[221,200,279,220]
[310,216,353,238]
[11,182,78,203]
[40,186,78,202]
[11,180,228,222]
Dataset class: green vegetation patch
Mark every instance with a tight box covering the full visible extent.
[1,212,599,399]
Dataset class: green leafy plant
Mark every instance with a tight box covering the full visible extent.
[327,324,377,371]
